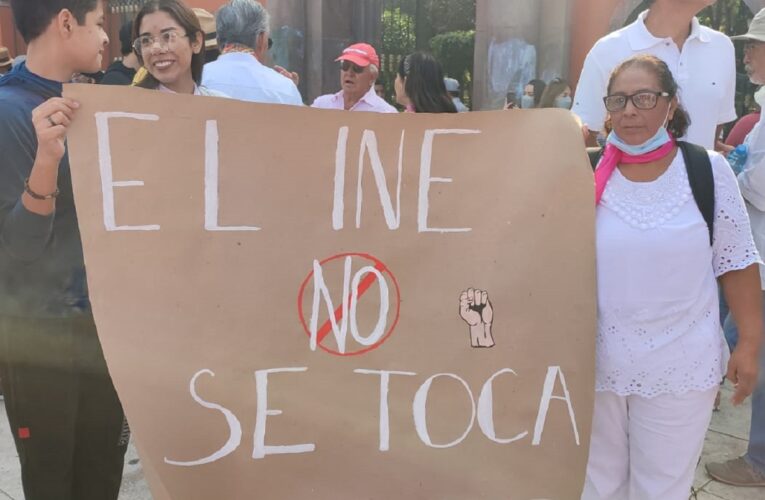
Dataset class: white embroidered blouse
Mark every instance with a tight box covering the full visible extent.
[596,150,761,398]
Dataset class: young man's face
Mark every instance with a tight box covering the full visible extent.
[68,1,109,74]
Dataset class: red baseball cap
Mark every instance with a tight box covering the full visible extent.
[335,43,380,68]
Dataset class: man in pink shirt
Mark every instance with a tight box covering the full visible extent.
[312,43,397,113]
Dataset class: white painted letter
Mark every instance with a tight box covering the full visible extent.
[477,368,528,444]
[355,130,405,230]
[95,112,160,231]
[532,366,580,446]
[253,367,315,459]
[349,265,389,346]
[164,369,242,466]
[332,126,350,230]
[309,257,352,353]
[413,373,476,448]
[418,129,480,233]
[205,120,261,232]
[354,369,417,451]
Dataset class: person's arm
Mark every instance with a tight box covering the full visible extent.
[712,153,763,404]
[571,46,608,136]
[720,266,763,405]
[0,98,78,261]
[716,38,738,153]
[738,119,765,211]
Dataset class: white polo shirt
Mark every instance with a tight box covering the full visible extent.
[573,11,737,150]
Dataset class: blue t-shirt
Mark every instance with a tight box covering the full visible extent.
[0,62,89,317]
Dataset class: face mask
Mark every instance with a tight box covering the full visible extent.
[607,126,672,156]
[606,105,673,155]
[521,95,535,108]
[554,96,572,109]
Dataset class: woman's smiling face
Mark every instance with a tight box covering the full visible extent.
[138,10,201,91]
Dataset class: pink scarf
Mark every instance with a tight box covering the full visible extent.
[594,136,676,204]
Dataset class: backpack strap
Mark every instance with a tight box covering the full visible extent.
[587,147,603,171]
[588,141,715,245]
[678,141,715,246]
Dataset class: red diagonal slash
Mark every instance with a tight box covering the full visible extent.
[315,262,387,344]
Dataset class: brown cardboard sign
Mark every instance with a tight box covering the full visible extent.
[64,84,596,500]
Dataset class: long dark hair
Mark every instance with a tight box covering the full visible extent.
[132,0,204,89]
[537,78,570,109]
[398,52,457,114]
[607,54,691,138]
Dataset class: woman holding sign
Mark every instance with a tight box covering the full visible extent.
[131,0,226,97]
[584,54,763,500]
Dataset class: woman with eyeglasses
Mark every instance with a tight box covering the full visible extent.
[583,54,763,500]
[132,0,226,96]
[394,52,457,113]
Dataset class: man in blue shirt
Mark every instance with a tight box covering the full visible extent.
[0,1,127,498]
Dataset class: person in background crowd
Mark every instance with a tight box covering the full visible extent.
[101,21,140,85]
[0,46,13,74]
[726,89,762,148]
[584,55,762,500]
[573,0,736,151]
[202,0,301,104]
[71,70,103,84]
[395,52,456,114]
[445,77,468,112]
[522,78,546,108]
[133,0,226,97]
[192,8,219,63]
[537,77,572,109]
[312,43,396,113]
[0,1,128,498]
[374,75,386,100]
[705,8,765,488]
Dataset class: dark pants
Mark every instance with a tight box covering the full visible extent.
[0,314,127,500]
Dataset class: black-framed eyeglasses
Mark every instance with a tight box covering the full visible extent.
[603,91,670,112]
[341,60,365,74]
[133,30,188,53]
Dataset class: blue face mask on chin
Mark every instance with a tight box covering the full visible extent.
[607,126,672,156]
[520,95,535,109]
[607,106,673,155]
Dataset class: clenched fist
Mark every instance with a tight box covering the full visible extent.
[459,288,495,348]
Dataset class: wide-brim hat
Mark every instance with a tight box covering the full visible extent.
[0,47,13,69]
[732,8,765,42]
[335,43,380,68]
[192,8,218,50]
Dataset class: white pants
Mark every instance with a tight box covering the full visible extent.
[581,388,717,500]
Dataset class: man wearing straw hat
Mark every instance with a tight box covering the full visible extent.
[706,7,765,488]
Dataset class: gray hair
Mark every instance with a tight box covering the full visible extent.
[216,0,270,49]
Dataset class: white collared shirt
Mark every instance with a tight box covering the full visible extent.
[573,10,737,150]
[736,112,765,289]
[202,52,304,106]
[311,86,398,113]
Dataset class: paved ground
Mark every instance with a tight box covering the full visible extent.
[0,382,763,499]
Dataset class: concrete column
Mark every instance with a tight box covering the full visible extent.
[473,0,541,110]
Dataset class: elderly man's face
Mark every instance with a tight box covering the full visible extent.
[340,61,375,99]
[745,41,765,85]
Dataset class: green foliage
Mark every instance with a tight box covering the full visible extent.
[430,30,475,86]
[382,7,416,56]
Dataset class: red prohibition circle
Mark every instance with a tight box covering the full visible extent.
[297,253,401,357]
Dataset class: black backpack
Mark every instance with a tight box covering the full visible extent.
[588,141,715,245]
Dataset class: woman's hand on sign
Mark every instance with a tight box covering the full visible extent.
[33,97,80,164]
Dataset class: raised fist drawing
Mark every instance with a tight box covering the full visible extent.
[459,288,495,348]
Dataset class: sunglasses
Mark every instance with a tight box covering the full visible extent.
[341,60,365,74]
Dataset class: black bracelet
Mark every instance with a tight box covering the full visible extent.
[24,178,59,201]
